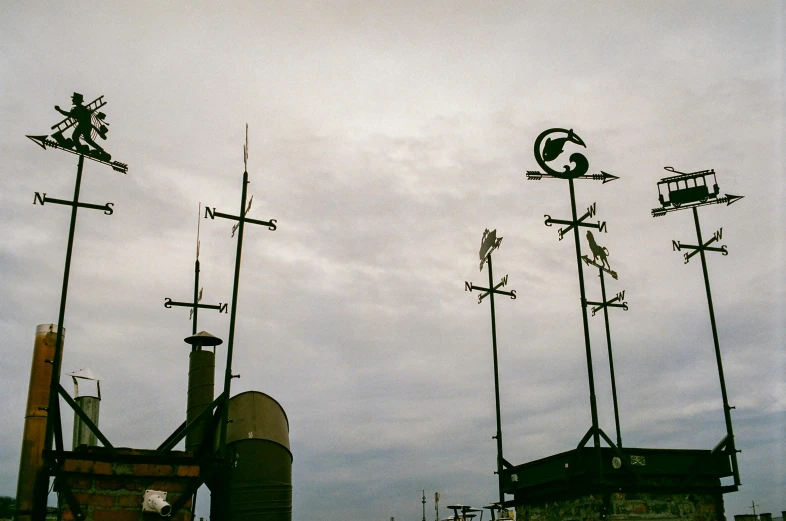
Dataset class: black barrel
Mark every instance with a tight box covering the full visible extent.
[212,391,292,521]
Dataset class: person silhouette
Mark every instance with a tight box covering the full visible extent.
[54,92,109,158]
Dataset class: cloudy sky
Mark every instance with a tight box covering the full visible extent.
[1,2,783,519]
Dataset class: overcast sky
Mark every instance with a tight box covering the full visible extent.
[1,2,784,519]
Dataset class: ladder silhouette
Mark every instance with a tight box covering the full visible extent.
[50,95,106,133]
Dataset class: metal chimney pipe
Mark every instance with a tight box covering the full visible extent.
[16,324,65,521]
[184,331,221,452]
[69,368,101,449]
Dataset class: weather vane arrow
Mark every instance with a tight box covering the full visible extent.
[26,93,128,173]
[651,164,743,488]
[204,125,279,460]
[529,127,626,472]
[464,228,516,505]
[527,170,619,183]
[25,92,129,517]
[164,205,229,333]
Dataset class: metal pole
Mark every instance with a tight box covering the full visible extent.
[568,178,601,464]
[192,258,200,335]
[598,268,622,448]
[39,154,85,519]
[692,206,739,484]
[219,170,249,455]
[486,254,505,504]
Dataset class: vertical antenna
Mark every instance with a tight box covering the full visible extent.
[244,123,249,172]
[196,203,201,261]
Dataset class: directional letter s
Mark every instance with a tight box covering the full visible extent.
[104,203,114,215]
[268,219,277,231]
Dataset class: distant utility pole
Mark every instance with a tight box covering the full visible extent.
[749,501,759,516]
[422,490,427,521]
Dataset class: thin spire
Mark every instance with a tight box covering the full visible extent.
[243,123,249,172]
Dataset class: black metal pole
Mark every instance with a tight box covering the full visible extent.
[692,206,739,484]
[39,154,84,520]
[192,259,200,336]
[219,170,249,455]
[568,178,602,465]
[598,268,622,448]
[486,255,505,504]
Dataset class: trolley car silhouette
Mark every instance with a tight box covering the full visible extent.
[656,166,719,208]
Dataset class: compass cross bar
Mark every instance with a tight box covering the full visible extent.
[466,276,517,304]
[204,169,278,457]
[33,192,114,214]
[544,202,607,241]
[673,228,727,264]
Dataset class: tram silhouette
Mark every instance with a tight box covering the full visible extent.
[656,166,719,208]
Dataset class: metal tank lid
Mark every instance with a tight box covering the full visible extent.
[224,391,291,454]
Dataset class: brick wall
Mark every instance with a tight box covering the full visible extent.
[58,448,201,521]
[515,491,724,521]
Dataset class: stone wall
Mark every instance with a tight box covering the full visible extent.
[515,491,724,521]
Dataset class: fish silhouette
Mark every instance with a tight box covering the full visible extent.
[542,129,585,162]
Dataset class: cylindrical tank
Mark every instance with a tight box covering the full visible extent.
[72,396,100,448]
[186,349,215,452]
[16,324,65,521]
[211,391,292,521]
[70,368,101,450]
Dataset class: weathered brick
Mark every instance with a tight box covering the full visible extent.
[166,494,193,509]
[74,492,115,507]
[114,463,134,475]
[118,494,144,507]
[132,463,174,477]
[93,461,113,475]
[63,459,93,473]
[148,480,188,493]
[93,509,141,521]
[95,477,144,491]
[176,464,200,477]
[64,476,93,490]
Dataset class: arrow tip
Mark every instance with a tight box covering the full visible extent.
[725,194,744,206]
[600,171,619,183]
[26,135,49,149]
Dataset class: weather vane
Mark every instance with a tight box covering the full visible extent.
[27,92,128,173]
[25,92,128,519]
[464,228,516,504]
[164,204,229,336]
[527,128,617,183]
[530,127,622,468]
[651,165,743,487]
[202,124,278,455]
[581,231,628,448]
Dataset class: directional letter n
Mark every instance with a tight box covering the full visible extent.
[204,207,216,219]
[465,282,473,292]
[34,192,46,205]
